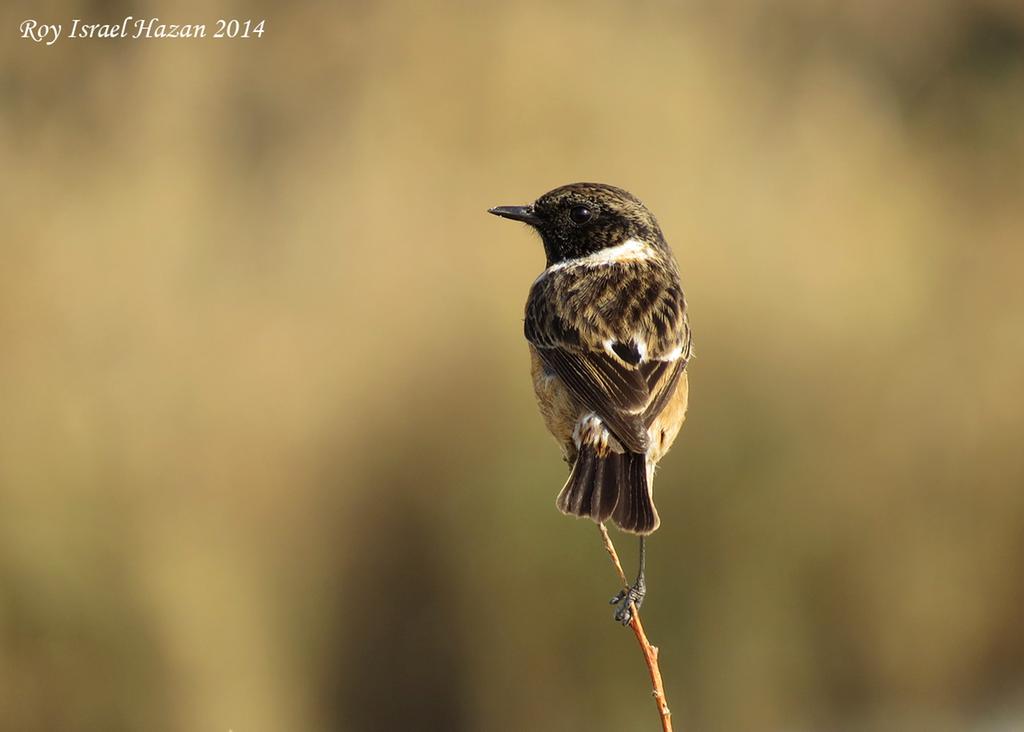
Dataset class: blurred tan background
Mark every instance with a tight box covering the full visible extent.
[2,0,1024,730]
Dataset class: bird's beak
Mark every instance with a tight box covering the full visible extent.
[488,205,541,226]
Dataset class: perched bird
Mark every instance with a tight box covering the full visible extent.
[489,183,692,624]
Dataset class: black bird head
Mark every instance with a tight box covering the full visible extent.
[489,183,667,266]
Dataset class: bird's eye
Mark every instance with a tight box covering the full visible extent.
[569,205,592,224]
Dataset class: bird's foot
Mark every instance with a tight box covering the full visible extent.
[609,575,646,625]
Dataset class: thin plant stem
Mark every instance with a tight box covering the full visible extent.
[599,523,674,732]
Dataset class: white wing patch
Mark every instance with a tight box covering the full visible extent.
[632,334,649,362]
[661,344,684,362]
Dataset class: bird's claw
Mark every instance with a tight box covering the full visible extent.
[609,577,646,625]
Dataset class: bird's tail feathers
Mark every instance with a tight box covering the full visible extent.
[556,448,659,534]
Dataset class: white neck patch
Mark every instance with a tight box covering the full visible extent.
[535,238,654,282]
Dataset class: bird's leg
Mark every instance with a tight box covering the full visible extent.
[610,536,647,625]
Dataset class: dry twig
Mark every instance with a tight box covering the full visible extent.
[599,523,674,732]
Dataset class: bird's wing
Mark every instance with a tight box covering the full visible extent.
[640,312,692,426]
[525,271,691,454]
